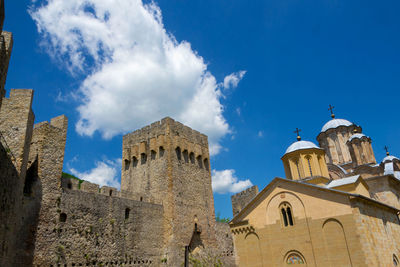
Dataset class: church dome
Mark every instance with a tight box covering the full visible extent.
[348,133,368,142]
[285,140,320,155]
[321,118,353,133]
[382,155,399,163]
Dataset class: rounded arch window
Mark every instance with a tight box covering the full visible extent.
[279,202,294,227]
[394,254,399,266]
[286,252,305,264]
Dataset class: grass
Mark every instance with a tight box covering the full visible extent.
[62,172,84,188]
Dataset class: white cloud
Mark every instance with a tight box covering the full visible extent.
[69,159,121,188]
[258,130,264,137]
[223,70,246,90]
[30,0,245,155]
[212,169,253,194]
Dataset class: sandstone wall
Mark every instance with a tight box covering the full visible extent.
[366,175,400,209]
[351,199,400,266]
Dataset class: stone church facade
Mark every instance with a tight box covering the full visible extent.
[230,112,400,266]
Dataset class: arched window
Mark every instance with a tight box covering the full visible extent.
[189,152,195,164]
[279,202,294,227]
[306,155,313,177]
[183,150,189,163]
[197,155,203,168]
[281,208,288,227]
[394,254,399,266]
[204,158,209,171]
[286,252,305,264]
[159,146,165,158]
[151,150,156,160]
[132,157,138,168]
[176,147,181,160]
[140,153,147,164]
[124,159,130,170]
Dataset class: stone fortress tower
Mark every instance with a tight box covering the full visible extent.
[121,118,217,263]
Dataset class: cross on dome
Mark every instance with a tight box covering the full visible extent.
[384,146,389,156]
[294,128,301,141]
[328,104,335,118]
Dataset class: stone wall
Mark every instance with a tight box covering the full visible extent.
[366,175,400,209]
[351,199,400,266]
[0,89,35,179]
[0,142,24,266]
[0,30,12,104]
[214,222,235,266]
[33,180,164,266]
[231,185,259,217]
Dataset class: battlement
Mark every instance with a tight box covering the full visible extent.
[231,185,259,217]
[123,117,208,147]
[61,176,163,205]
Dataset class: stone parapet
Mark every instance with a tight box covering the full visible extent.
[231,185,259,217]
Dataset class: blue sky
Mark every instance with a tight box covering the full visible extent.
[4,0,400,219]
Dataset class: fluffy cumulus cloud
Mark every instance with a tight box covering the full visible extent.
[212,169,252,194]
[30,0,246,155]
[69,159,121,188]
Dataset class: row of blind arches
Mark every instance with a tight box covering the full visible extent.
[124,146,209,171]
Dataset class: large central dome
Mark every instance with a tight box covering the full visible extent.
[321,118,353,133]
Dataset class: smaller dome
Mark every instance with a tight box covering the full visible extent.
[321,118,353,133]
[285,140,320,155]
[382,155,399,163]
[348,133,368,142]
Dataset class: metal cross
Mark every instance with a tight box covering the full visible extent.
[384,146,389,155]
[328,104,335,115]
[294,128,301,141]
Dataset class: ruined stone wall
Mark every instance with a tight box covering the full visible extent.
[351,199,400,266]
[26,116,69,266]
[0,31,12,105]
[231,185,259,217]
[0,89,34,179]
[214,222,235,266]
[0,89,35,266]
[33,178,164,266]
[122,117,216,265]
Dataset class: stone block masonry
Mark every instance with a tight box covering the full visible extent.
[231,185,259,217]
[122,117,217,266]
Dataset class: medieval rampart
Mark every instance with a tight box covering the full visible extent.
[231,185,259,217]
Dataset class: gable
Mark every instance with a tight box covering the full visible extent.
[231,178,354,228]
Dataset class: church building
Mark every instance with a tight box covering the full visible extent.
[230,109,400,266]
